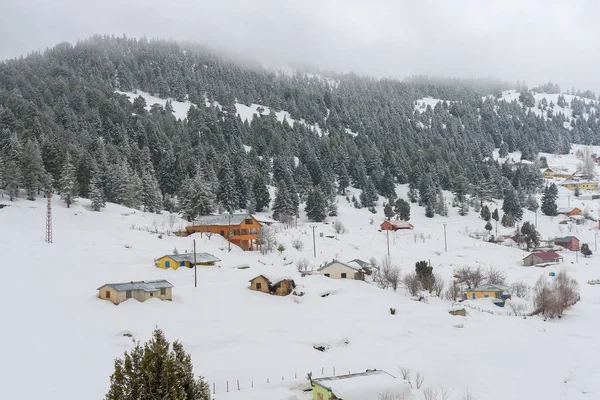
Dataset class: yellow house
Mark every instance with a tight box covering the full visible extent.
[543,168,554,179]
[311,370,411,400]
[466,284,510,300]
[155,253,221,270]
[560,181,599,191]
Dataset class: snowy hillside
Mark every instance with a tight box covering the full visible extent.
[2,156,600,399]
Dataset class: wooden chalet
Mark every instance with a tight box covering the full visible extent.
[185,213,262,251]
[380,220,414,231]
[249,275,295,296]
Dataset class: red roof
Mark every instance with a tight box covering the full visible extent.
[523,251,561,261]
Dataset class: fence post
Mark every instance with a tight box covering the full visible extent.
[237,380,240,391]
[213,383,215,394]
[333,367,336,376]
[226,381,229,393]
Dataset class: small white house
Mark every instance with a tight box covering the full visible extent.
[318,260,366,280]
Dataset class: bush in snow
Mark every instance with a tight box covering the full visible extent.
[333,219,348,234]
[257,225,277,254]
[533,272,579,319]
[105,328,210,400]
[296,258,310,272]
[291,237,304,251]
[402,272,420,297]
[485,267,506,285]
[510,281,530,298]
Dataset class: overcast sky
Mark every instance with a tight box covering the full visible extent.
[1,0,599,92]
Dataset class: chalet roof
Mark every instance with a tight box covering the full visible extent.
[318,260,362,272]
[98,280,173,292]
[523,251,562,261]
[159,253,221,263]
[557,207,580,213]
[312,370,409,400]
[194,213,258,226]
[383,220,413,228]
[554,236,578,243]
[347,259,371,269]
[469,284,509,292]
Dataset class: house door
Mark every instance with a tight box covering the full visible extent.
[472,293,476,299]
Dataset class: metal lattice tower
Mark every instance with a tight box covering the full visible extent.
[45,192,52,243]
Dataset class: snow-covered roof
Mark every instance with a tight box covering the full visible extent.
[469,284,509,292]
[249,275,294,285]
[523,251,562,261]
[98,280,173,292]
[159,253,221,263]
[347,259,371,269]
[554,236,578,242]
[318,260,363,272]
[254,215,278,225]
[193,214,257,226]
[312,370,410,400]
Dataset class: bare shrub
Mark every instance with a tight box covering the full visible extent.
[399,366,411,381]
[510,281,530,299]
[291,237,304,250]
[380,255,401,291]
[462,389,475,400]
[403,272,420,297]
[533,272,579,318]
[257,226,277,254]
[485,267,506,285]
[415,371,424,389]
[378,392,405,400]
[333,220,348,234]
[444,280,460,301]
[296,258,310,272]
[508,302,527,316]
[454,266,484,288]
[438,386,450,400]
[432,273,444,297]
[423,387,439,400]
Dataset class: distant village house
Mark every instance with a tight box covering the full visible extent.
[557,207,582,217]
[310,370,411,400]
[185,213,262,251]
[560,180,599,191]
[543,168,554,179]
[554,236,580,251]
[522,251,563,266]
[155,253,221,269]
[380,220,414,231]
[466,284,511,302]
[249,275,295,296]
[97,280,173,305]
[318,260,368,280]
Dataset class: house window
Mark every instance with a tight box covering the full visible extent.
[160,288,166,295]
[341,273,347,278]
[180,261,185,267]
[165,261,170,268]
[317,393,323,400]
[126,291,132,299]
[324,273,330,277]
[220,230,225,236]
[256,283,262,289]
[484,294,489,298]
[150,292,154,297]
[105,291,111,298]
[245,218,252,225]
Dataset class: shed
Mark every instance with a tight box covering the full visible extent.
[155,253,221,269]
[311,370,411,400]
[249,275,296,296]
[466,284,511,300]
[554,236,580,251]
[318,260,367,280]
[522,251,563,266]
[97,280,173,305]
[380,220,414,231]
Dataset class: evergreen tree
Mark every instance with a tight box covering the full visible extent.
[520,221,540,250]
[217,156,238,213]
[525,194,539,212]
[122,169,143,209]
[425,201,435,218]
[359,177,378,209]
[485,221,493,233]
[394,198,411,221]
[502,189,523,221]
[272,180,294,222]
[378,169,396,201]
[480,205,491,221]
[415,260,433,285]
[305,187,328,222]
[458,199,469,216]
[574,185,580,197]
[178,170,216,220]
[581,243,592,257]
[407,183,418,203]
[142,170,163,213]
[21,139,51,200]
[252,174,271,212]
[105,328,210,400]
[501,213,516,227]
[89,176,106,211]
[2,157,21,200]
[492,208,499,222]
[58,156,78,208]
[384,203,394,220]
[541,184,558,216]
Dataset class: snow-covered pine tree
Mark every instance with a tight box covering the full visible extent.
[142,170,163,213]
[502,188,523,221]
[305,187,328,222]
[21,139,52,200]
[89,176,106,211]
[122,168,143,209]
[58,156,78,208]
[2,157,21,200]
[252,174,271,212]
[272,180,294,222]
[178,169,215,220]
[394,198,411,220]
[359,177,378,209]
[217,155,238,213]
[541,184,558,216]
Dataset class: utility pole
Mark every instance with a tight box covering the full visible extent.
[227,213,231,252]
[567,194,571,208]
[443,223,447,252]
[575,248,579,263]
[386,229,390,256]
[495,219,498,237]
[310,225,317,258]
[535,210,538,228]
[193,239,197,288]
[45,191,53,243]
[595,232,597,251]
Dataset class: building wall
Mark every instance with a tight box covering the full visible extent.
[319,262,362,280]
[250,276,270,293]
[98,286,121,305]
[186,217,262,250]
[312,384,333,400]
[156,256,190,270]
[523,255,543,266]
[467,290,501,299]
[274,280,293,296]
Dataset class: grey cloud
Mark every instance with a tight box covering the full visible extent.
[1,0,599,92]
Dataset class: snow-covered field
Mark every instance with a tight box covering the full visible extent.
[2,154,600,400]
